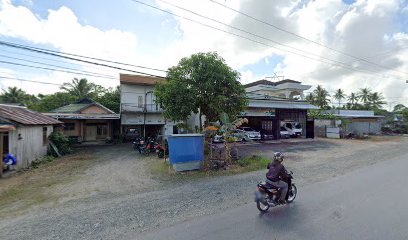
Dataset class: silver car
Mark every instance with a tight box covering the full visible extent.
[239,127,261,140]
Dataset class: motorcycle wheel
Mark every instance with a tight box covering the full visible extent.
[256,200,270,212]
[286,185,297,203]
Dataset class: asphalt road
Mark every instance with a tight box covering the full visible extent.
[140,152,408,240]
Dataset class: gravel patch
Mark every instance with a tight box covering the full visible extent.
[0,137,406,240]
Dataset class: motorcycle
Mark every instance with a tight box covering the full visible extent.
[254,170,297,212]
[154,141,169,158]
[132,137,144,154]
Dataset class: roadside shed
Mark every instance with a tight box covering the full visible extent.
[325,110,384,135]
[0,104,62,172]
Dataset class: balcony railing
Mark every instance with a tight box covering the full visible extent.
[121,103,163,113]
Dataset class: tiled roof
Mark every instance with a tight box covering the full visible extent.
[245,79,300,88]
[50,98,115,114]
[120,74,165,85]
[0,104,62,125]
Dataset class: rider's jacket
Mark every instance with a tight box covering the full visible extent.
[266,160,287,182]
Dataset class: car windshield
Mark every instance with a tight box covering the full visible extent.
[295,123,301,129]
[280,127,287,131]
[284,123,293,129]
[242,127,255,131]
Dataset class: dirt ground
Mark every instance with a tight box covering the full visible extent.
[0,144,157,217]
[0,136,407,239]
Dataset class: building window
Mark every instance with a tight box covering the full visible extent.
[97,125,107,136]
[138,96,143,108]
[64,123,75,131]
[43,127,48,146]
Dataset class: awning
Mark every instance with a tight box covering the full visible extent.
[0,124,16,132]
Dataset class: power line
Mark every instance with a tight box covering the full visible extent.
[0,75,61,86]
[0,40,166,78]
[0,54,117,79]
[157,0,370,73]
[0,48,119,74]
[0,60,118,79]
[0,41,167,73]
[208,0,408,77]
[130,0,399,79]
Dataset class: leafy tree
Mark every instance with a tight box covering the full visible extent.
[60,78,101,99]
[155,52,247,128]
[334,88,346,109]
[313,85,330,109]
[29,92,77,112]
[95,86,120,113]
[393,104,407,113]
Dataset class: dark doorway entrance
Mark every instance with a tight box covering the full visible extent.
[306,119,315,138]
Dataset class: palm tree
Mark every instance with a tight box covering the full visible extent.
[334,88,346,109]
[369,92,386,109]
[60,78,96,99]
[0,87,29,104]
[358,88,371,107]
[305,93,315,104]
[313,85,330,109]
[347,92,359,109]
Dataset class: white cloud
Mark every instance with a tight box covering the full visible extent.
[0,0,407,106]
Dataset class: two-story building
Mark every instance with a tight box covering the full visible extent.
[120,74,177,138]
[242,79,318,139]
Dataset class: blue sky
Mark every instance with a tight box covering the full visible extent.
[0,0,408,106]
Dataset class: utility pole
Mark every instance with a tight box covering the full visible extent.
[143,90,153,139]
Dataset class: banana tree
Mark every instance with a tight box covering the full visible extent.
[213,112,248,164]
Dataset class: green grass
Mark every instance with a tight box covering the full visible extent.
[147,155,271,182]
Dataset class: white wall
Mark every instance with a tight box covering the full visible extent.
[121,84,156,112]
[8,125,53,169]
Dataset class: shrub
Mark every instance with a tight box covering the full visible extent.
[48,131,73,155]
[31,155,55,168]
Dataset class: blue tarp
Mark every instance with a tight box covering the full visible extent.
[168,134,204,164]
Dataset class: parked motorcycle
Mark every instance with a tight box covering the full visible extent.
[154,141,169,158]
[254,170,297,212]
[132,137,144,154]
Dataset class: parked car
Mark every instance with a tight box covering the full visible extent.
[124,128,140,142]
[280,127,291,139]
[239,127,261,140]
[213,129,247,143]
[281,121,302,137]
[260,129,274,140]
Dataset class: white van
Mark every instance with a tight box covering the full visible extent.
[281,121,302,137]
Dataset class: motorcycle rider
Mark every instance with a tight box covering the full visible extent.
[265,152,289,204]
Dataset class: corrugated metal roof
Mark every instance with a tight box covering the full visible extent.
[120,74,165,85]
[51,103,90,113]
[0,104,62,125]
[248,99,319,110]
[45,113,120,120]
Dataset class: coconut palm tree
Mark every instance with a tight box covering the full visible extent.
[358,88,371,107]
[0,87,29,104]
[334,88,346,109]
[313,85,330,109]
[347,92,359,109]
[369,92,386,109]
[60,78,97,99]
[305,93,315,104]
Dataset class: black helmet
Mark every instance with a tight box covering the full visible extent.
[273,152,284,162]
